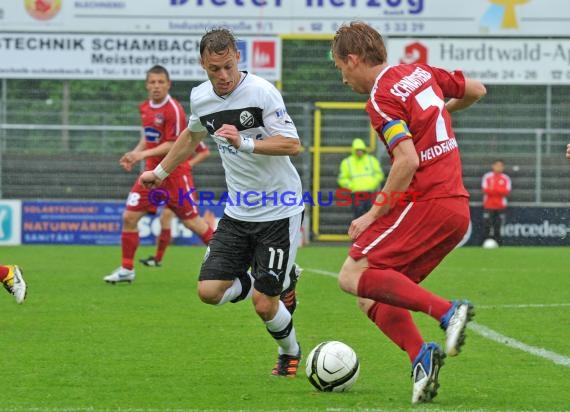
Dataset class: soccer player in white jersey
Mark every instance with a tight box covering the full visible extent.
[140,28,304,377]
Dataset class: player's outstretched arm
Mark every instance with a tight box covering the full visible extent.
[160,128,204,173]
[216,124,301,156]
[446,78,487,113]
[249,135,301,156]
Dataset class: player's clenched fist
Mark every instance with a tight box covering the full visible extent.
[139,170,162,188]
[566,143,570,159]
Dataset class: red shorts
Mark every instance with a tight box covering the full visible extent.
[125,173,199,220]
[349,197,470,283]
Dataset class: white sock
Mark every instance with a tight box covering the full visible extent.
[265,301,299,356]
[217,271,254,305]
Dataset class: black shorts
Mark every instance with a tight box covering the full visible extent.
[199,212,302,297]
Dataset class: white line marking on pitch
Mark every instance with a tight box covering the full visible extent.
[305,267,338,277]
[468,323,570,367]
[305,267,570,368]
[478,303,570,309]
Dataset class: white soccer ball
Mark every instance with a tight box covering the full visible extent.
[305,341,360,392]
[482,238,499,249]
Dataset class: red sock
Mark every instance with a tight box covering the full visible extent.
[155,229,171,262]
[200,226,213,245]
[0,266,8,281]
[357,268,452,321]
[121,231,139,270]
[367,302,424,362]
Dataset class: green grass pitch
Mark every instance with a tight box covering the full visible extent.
[1,245,569,411]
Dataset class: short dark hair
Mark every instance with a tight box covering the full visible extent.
[200,28,238,57]
[146,65,170,81]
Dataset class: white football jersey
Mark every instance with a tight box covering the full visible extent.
[188,72,304,222]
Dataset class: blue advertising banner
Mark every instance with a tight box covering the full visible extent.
[19,201,568,246]
[465,205,570,246]
[21,201,223,245]
[22,201,125,245]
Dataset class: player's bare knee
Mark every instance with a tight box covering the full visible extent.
[338,257,364,296]
[197,282,223,305]
[253,301,273,320]
[338,266,356,294]
[252,295,278,321]
[122,212,141,230]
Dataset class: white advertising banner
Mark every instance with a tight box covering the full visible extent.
[1,0,569,37]
[388,38,570,84]
[0,32,281,80]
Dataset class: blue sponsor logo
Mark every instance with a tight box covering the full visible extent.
[0,205,12,240]
[144,127,161,143]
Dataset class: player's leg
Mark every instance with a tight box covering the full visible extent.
[104,208,145,283]
[277,212,303,314]
[340,198,474,382]
[0,265,27,304]
[360,298,443,403]
[493,210,504,245]
[181,214,213,245]
[279,263,302,314]
[341,255,448,400]
[104,182,149,284]
[255,292,301,377]
[359,298,424,363]
[251,214,302,377]
[482,209,492,241]
[140,207,173,267]
[341,260,454,322]
[197,215,253,305]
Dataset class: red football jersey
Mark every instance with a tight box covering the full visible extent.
[366,64,469,201]
[139,95,188,178]
[482,171,511,209]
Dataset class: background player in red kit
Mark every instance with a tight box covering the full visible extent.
[331,21,487,404]
[139,142,211,267]
[104,65,213,284]
[481,159,512,246]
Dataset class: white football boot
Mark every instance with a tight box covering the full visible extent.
[2,265,27,304]
[104,267,135,284]
[411,342,445,404]
[440,300,475,356]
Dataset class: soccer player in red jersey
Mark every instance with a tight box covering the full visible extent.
[139,142,211,267]
[104,65,213,284]
[481,159,512,246]
[331,21,486,403]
